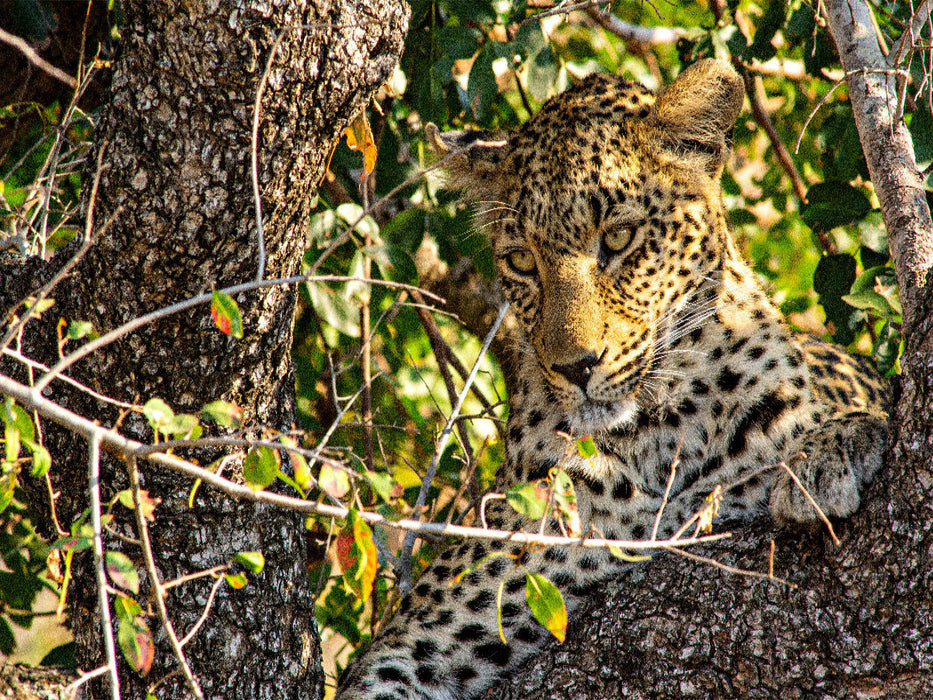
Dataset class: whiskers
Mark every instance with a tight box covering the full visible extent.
[468,199,520,235]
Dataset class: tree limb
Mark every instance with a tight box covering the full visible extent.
[823,0,933,333]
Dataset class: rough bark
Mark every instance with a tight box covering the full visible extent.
[491,3,933,696]
[0,1,408,698]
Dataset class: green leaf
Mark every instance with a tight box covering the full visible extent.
[24,297,54,314]
[551,470,581,538]
[106,551,140,594]
[505,481,548,520]
[575,435,597,459]
[161,413,200,438]
[113,594,143,620]
[365,244,419,286]
[116,597,153,675]
[525,572,567,642]
[801,182,871,233]
[856,211,889,258]
[202,400,243,428]
[526,39,557,102]
[23,440,51,477]
[0,618,15,656]
[813,254,857,345]
[66,320,94,340]
[436,26,481,60]
[116,489,135,509]
[142,398,174,432]
[233,551,265,574]
[607,544,652,563]
[380,208,427,253]
[210,290,243,339]
[289,450,311,492]
[467,44,498,123]
[909,95,933,167]
[243,446,280,491]
[0,475,15,516]
[3,399,35,442]
[3,399,34,465]
[841,265,901,319]
[874,321,903,375]
[365,471,397,502]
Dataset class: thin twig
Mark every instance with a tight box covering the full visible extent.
[161,565,228,591]
[888,0,931,68]
[249,31,291,282]
[584,5,685,45]
[127,456,204,697]
[62,665,110,696]
[88,431,120,700]
[308,141,505,277]
[665,545,795,588]
[31,274,442,393]
[1,143,115,352]
[794,76,846,155]
[2,347,136,409]
[179,574,225,647]
[651,432,684,541]
[741,69,810,204]
[777,458,841,545]
[523,0,610,27]
[396,301,510,594]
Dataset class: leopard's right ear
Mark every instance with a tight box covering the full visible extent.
[425,124,508,199]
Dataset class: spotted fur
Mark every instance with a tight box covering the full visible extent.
[336,60,888,700]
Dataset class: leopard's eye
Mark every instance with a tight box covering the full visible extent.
[506,249,537,274]
[603,227,633,253]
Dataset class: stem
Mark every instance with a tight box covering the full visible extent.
[88,432,121,700]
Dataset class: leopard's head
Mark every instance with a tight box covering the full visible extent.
[431,60,744,433]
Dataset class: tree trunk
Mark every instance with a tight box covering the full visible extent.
[0,1,408,697]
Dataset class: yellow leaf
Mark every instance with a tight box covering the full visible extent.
[344,110,377,185]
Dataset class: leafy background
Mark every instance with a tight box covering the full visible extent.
[2,0,930,694]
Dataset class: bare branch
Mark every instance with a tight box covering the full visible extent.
[0,26,78,89]
[2,347,136,410]
[585,7,685,46]
[888,0,931,68]
[777,458,841,545]
[1,144,115,352]
[31,274,442,394]
[87,432,121,700]
[0,370,729,553]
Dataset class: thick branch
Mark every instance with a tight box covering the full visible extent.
[823,0,933,333]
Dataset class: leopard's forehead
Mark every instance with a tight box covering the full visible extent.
[498,74,658,186]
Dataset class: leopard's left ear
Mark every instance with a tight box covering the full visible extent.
[425,123,509,200]
[649,59,744,175]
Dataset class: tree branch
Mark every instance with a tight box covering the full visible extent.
[823,0,933,333]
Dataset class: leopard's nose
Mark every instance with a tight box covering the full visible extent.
[551,352,600,391]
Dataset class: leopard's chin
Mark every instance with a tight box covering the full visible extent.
[566,399,638,435]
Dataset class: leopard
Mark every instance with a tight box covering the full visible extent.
[335,59,888,700]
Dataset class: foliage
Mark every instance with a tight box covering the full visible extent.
[1,0,931,694]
